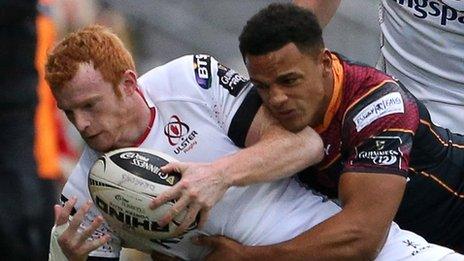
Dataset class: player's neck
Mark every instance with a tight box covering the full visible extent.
[312,67,335,131]
[130,91,153,146]
[319,69,335,122]
[113,89,153,149]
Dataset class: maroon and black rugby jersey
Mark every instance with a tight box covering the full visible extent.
[298,54,464,251]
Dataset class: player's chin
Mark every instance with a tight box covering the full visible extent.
[280,119,307,133]
[86,138,114,153]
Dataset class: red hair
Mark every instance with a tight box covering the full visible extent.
[45,25,135,95]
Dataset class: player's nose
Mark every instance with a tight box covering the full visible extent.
[74,111,91,133]
[268,85,288,107]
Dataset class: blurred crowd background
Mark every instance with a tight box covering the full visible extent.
[0,0,379,260]
[39,0,380,169]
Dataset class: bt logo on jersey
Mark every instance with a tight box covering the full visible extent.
[194,54,212,89]
[164,115,199,154]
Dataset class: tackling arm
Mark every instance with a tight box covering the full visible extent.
[293,0,341,27]
[151,105,324,233]
[218,105,324,186]
[237,172,406,260]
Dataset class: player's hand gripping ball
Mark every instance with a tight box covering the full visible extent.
[88,147,196,249]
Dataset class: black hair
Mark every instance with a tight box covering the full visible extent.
[239,3,324,58]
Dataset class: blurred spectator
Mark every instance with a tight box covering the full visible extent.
[35,0,76,182]
[46,0,133,167]
[0,0,54,260]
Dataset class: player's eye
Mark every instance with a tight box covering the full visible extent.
[83,102,95,110]
[281,77,297,85]
[63,110,74,119]
[252,82,267,90]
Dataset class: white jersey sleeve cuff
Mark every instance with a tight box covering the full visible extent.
[48,223,69,261]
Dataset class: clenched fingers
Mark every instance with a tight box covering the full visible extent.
[160,161,186,175]
[158,195,190,227]
[151,162,187,209]
[197,208,210,229]
[173,204,201,236]
[150,184,182,210]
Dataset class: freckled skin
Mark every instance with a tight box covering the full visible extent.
[52,63,150,152]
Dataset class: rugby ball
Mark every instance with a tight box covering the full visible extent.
[88,147,193,249]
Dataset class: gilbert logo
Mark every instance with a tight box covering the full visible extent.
[164,115,198,154]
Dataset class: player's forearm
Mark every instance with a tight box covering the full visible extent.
[293,0,341,27]
[243,209,386,261]
[218,126,323,187]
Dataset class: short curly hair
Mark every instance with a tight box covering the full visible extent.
[239,3,324,58]
[45,25,135,95]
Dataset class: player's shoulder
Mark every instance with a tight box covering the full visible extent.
[336,54,405,104]
[137,54,220,101]
[138,55,194,86]
[139,54,218,86]
[338,54,393,91]
[336,56,419,133]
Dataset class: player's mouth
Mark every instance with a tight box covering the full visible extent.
[276,109,297,119]
[85,132,101,140]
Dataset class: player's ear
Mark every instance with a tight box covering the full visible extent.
[320,48,333,78]
[121,70,138,95]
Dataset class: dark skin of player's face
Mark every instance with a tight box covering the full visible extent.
[245,43,334,132]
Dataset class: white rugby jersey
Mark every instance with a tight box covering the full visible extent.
[378,0,464,133]
[60,55,455,260]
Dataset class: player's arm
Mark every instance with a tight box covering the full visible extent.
[198,82,416,260]
[151,106,324,233]
[196,172,406,261]
[219,105,324,186]
[293,0,341,27]
[150,54,324,233]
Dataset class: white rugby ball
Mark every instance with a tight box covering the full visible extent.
[88,147,194,249]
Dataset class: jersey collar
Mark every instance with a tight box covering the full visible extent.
[314,53,344,133]
[132,88,156,147]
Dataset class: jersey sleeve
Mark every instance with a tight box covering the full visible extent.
[341,81,420,177]
[191,54,261,147]
[60,146,122,258]
[139,54,262,148]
